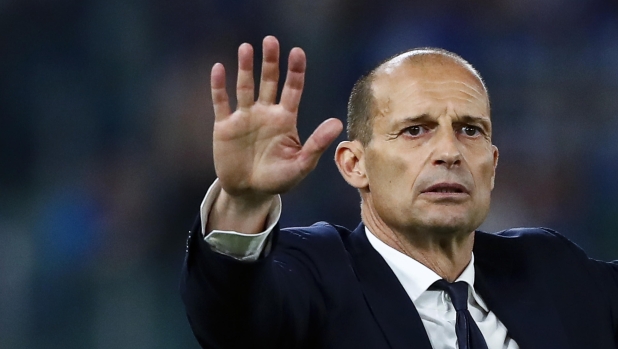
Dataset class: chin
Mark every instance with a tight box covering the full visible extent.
[417,211,485,235]
[416,220,471,235]
[425,201,488,229]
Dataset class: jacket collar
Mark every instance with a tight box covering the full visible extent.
[342,223,433,349]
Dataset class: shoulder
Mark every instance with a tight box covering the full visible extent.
[477,226,583,250]
[276,222,353,249]
[276,222,352,249]
[267,222,358,281]
[280,221,352,239]
[481,226,567,240]
[475,226,589,265]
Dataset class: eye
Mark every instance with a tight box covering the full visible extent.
[461,125,481,137]
[403,125,428,137]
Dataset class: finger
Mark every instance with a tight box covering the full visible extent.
[298,118,344,173]
[257,36,280,105]
[236,43,255,109]
[280,47,306,113]
[211,63,231,120]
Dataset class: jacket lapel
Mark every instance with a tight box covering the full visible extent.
[342,223,433,349]
[474,231,570,349]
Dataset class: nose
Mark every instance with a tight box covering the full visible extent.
[431,127,462,168]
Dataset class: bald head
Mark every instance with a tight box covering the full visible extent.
[347,48,488,145]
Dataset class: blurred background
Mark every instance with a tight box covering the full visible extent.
[1,0,618,347]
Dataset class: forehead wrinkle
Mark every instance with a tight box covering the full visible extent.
[388,92,487,114]
[374,79,419,95]
[392,114,432,125]
[387,85,485,102]
[412,94,484,104]
[414,89,486,104]
[412,80,486,99]
[380,76,487,106]
[380,74,482,92]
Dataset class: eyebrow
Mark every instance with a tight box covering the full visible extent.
[395,114,492,132]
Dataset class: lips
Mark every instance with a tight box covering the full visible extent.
[421,182,469,194]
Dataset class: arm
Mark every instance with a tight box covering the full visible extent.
[182,36,342,347]
[183,217,328,349]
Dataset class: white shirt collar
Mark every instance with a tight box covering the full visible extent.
[364,227,489,312]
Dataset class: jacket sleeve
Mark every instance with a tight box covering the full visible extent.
[180,217,327,349]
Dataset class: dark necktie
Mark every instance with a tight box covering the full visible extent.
[431,280,489,349]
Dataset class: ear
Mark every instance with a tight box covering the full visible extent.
[490,144,499,189]
[335,140,369,189]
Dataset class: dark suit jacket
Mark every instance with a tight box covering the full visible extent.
[181,219,618,349]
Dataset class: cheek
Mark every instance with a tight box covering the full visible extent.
[473,154,496,194]
[367,149,418,191]
[365,152,413,217]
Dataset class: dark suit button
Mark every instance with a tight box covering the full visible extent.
[186,231,192,252]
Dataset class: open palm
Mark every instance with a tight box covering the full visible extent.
[211,36,343,202]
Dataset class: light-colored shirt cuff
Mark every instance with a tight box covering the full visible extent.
[200,179,282,262]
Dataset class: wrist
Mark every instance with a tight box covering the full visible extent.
[217,188,275,214]
[207,188,275,235]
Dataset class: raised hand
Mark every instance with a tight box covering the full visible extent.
[208,36,343,233]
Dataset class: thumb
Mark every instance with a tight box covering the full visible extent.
[298,118,344,173]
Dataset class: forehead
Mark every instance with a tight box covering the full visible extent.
[377,51,484,87]
[371,55,489,118]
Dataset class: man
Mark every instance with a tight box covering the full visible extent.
[181,36,618,348]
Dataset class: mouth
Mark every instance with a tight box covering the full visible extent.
[421,183,469,195]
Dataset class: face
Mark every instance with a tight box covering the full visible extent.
[361,58,498,235]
